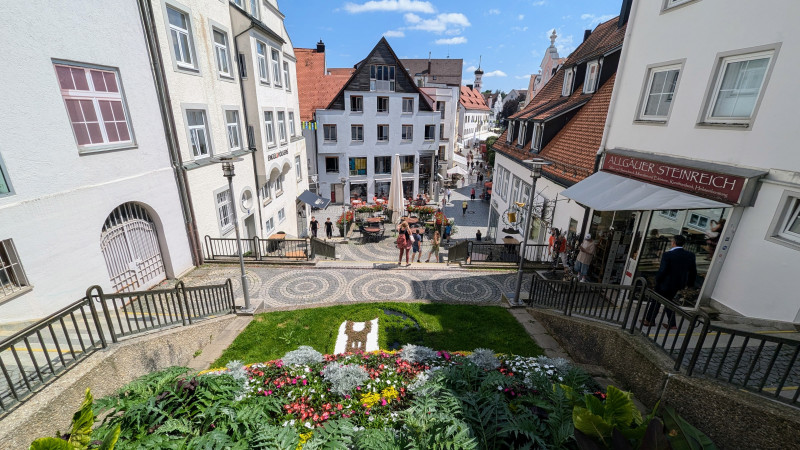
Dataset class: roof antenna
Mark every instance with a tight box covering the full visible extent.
[478,55,482,70]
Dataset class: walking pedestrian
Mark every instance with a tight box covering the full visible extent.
[470,187,476,200]
[411,228,423,263]
[462,200,468,215]
[324,217,333,239]
[642,235,697,329]
[444,222,452,243]
[445,188,451,204]
[425,231,441,263]
[310,216,319,238]
[573,233,596,282]
[397,221,412,266]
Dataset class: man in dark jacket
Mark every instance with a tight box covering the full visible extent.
[642,234,697,329]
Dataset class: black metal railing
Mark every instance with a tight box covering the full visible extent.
[526,273,800,409]
[470,243,520,263]
[310,238,336,259]
[0,279,234,417]
[447,241,470,265]
[204,236,311,261]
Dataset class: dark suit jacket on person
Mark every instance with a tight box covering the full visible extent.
[655,247,697,298]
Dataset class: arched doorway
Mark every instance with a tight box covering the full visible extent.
[100,202,166,292]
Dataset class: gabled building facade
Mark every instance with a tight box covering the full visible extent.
[458,70,491,150]
[311,38,441,202]
[526,30,566,105]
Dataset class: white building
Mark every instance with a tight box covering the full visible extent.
[565,0,800,323]
[458,77,491,150]
[310,38,441,202]
[0,0,194,322]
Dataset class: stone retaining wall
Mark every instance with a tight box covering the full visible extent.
[0,315,237,449]
[530,308,800,450]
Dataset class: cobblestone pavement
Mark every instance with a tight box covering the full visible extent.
[180,264,528,311]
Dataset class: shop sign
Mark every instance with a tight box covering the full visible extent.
[603,154,745,204]
[268,149,289,161]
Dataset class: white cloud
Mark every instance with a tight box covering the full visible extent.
[405,12,471,33]
[515,75,531,80]
[344,0,435,14]
[580,13,615,27]
[512,26,529,32]
[383,30,405,37]
[445,28,462,36]
[532,0,546,6]
[466,65,477,72]
[546,28,574,54]
[484,70,507,77]
[404,12,422,23]
[488,8,500,15]
[518,14,525,20]
[436,36,467,45]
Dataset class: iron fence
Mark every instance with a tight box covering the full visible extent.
[204,236,311,261]
[447,241,470,265]
[310,238,336,259]
[470,243,520,263]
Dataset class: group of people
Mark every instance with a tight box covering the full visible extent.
[396,221,440,266]
[547,228,596,283]
[309,216,334,239]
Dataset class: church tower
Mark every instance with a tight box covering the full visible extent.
[474,56,484,92]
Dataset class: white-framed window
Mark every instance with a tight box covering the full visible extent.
[517,122,526,146]
[263,111,275,145]
[503,170,511,200]
[436,100,446,118]
[0,155,12,197]
[186,109,211,157]
[506,123,513,143]
[256,41,269,83]
[662,0,699,11]
[349,157,367,176]
[295,155,302,179]
[215,188,234,233]
[0,239,30,299]
[325,156,339,173]
[283,62,291,91]
[772,195,800,246]
[271,48,282,87]
[400,155,414,173]
[260,181,271,203]
[323,124,337,142]
[562,67,574,96]
[424,125,435,141]
[377,97,389,113]
[401,125,413,141]
[584,61,600,94]
[232,0,243,7]
[350,96,363,112]
[166,6,195,68]
[225,110,241,151]
[402,98,414,113]
[277,111,287,143]
[659,210,678,220]
[55,63,134,150]
[276,173,284,193]
[265,217,275,234]
[212,29,232,77]
[375,156,391,174]
[511,176,521,207]
[639,64,681,121]
[351,125,363,142]
[688,213,709,230]
[531,123,543,151]
[703,50,774,125]
[370,64,395,91]
[378,124,389,141]
[288,112,296,137]
[278,208,286,223]
[249,0,259,19]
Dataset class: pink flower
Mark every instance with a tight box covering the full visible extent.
[302,379,308,386]
[381,398,388,406]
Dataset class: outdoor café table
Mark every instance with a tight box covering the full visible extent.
[503,237,520,257]
[366,217,383,224]
[403,217,419,224]
[364,226,381,242]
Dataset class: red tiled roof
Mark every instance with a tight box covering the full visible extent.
[294,48,354,122]
[564,18,625,66]
[460,85,490,111]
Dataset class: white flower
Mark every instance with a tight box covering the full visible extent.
[497,386,503,390]
[305,422,312,429]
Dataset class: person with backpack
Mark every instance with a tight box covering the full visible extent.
[397,221,412,266]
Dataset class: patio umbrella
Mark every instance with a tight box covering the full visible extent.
[447,166,469,177]
[387,154,405,224]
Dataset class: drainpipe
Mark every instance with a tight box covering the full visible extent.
[136,0,203,265]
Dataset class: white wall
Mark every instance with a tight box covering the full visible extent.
[0,0,192,322]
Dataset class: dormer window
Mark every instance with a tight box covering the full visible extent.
[370,65,395,92]
[584,61,600,94]
[517,122,526,146]
[531,123,543,152]
[562,67,574,96]
[506,122,515,143]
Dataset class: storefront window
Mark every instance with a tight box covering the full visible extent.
[374,181,390,199]
[400,155,414,173]
[402,180,413,198]
[350,183,367,199]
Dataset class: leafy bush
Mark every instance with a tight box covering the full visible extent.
[398,344,438,364]
[321,362,370,396]
[282,345,324,366]
[467,348,500,370]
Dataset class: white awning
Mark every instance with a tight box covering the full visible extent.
[560,171,730,211]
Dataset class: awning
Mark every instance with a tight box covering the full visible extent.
[561,171,730,211]
[447,166,469,176]
[297,190,331,209]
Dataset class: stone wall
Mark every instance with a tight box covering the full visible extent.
[530,309,800,450]
[0,315,237,449]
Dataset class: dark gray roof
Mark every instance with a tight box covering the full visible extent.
[401,58,463,86]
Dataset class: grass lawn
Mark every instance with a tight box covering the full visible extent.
[212,303,542,367]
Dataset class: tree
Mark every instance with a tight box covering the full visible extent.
[499,98,520,124]
[485,136,498,167]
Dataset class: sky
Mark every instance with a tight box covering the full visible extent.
[279,0,623,93]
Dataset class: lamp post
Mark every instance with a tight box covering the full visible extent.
[211,155,251,311]
[511,158,552,307]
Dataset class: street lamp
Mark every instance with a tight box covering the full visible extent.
[511,158,553,307]
[210,155,251,312]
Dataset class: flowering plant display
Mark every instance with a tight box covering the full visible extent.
[336,210,354,226]
[356,204,383,213]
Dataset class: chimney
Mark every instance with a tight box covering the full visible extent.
[583,29,592,42]
[316,40,325,53]
[618,0,632,27]
[427,51,431,75]
[467,84,473,90]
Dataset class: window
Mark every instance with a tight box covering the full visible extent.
[517,122,526,146]
[436,100,446,118]
[323,124,337,142]
[531,123,543,151]
[225,110,241,151]
[439,125,445,140]
[277,111,287,143]
[0,239,30,299]
[249,0,259,19]
[278,208,286,223]
[375,156,391,174]
[402,98,414,113]
[704,50,774,125]
[233,0,243,6]
[215,189,234,233]
[662,0,699,10]
[640,65,681,120]
[659,210,678,220]
[400,155,414,173]
[377,97,389,113]
[265,217,274,234]
[688,213,709,230]
[237,53,247,78]
[212,29,231,77]
[377,125,389,141]
[325,157,339,173]
[275,173,284,193]
[770,194,800,247]
[0,155,11,196]
[370,64,395,91]
[271,48,281,87]
[288,112,296,136]
[295,155,302,179]
[424,125,435,141]
[350,96,363,112]
[263,111,275,145]
[166,7,194,68]
[186,110,211,157]
[506,124,513,143]
[349,157,367,176]
[562,67,574,96]
[256,41,269,83]
[351,125,363,142]
[283,62,291,91]
[55,63,134,150]
[401,125,413,141]
[260,181,271,202]
[584,61,599,94]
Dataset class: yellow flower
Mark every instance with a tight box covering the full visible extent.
[360,392,382,408]
[296,431,313,449]
[381,386,399,403]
